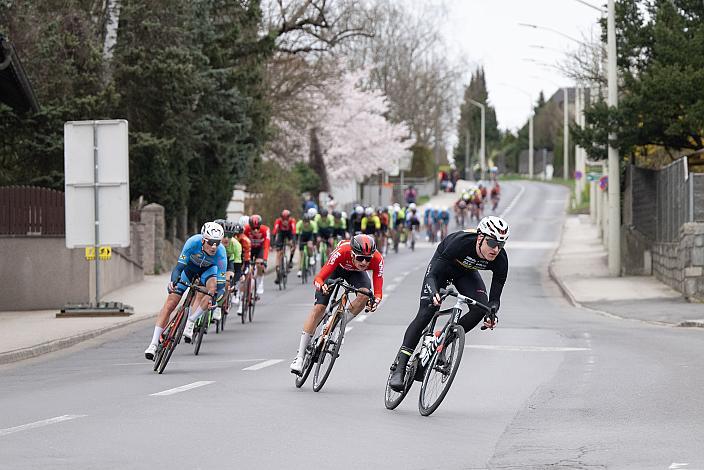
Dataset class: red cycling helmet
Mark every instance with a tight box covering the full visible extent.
[281,209,290,219]
[351,234,376,257]
[250,214,262,230]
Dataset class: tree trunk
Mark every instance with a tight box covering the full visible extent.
[309,126,330,204]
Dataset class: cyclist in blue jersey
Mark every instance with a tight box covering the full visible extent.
[144,222,228,360]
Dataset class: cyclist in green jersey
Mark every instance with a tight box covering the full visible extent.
[215,219,242,320]
[315,209,335,248]
[332,210,347,241]
[296,214,318,277]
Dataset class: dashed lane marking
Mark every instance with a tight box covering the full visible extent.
[242,360,283,371]
[355,314,368,322]
[114,358,267,366]
[0,415,87,437]
[500,184,526,218]
[466,345,590,352]
[345,326,353,334]
[150,381,215,396]
[386,284,397,292]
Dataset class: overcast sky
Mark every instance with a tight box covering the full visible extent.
[440,0,603,132]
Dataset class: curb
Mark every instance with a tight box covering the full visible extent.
[0,313,156,365]
[677,320,704,328]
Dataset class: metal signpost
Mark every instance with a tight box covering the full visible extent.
[61,120,132,316]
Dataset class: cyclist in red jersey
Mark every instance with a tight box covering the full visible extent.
[490,182,501,211]
[290,234,384,374]
[273,209,297,284]
[243,214,270,296]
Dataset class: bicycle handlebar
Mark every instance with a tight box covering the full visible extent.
[438,287,497,330]
[324,278,376,309]
[175,279,216,298]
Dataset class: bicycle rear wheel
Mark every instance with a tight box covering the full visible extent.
[384,358,418,410]
[418,325,465,416]
[312,311,345,392]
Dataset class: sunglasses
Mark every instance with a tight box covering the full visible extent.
[485,237,505,249]
[204,239,221,247]
[355,255,373,262]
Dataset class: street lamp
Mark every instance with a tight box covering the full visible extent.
[468,99,486,181]
[518,22,583,45]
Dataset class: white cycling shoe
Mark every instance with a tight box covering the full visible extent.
[290,356,304,375]
[256,282,264,295]
[213,307,222,321]
[183,320,195,342]
[144,343,157,361]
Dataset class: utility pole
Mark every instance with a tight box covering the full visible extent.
[607,0,621,275]
[465,127,471,180]
[563,87,569,180]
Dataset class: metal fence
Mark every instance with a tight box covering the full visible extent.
[628,158,704,242]
[0,186,65,236]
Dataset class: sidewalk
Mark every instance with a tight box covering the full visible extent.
[0,273,170,365]
[550,215,704,327]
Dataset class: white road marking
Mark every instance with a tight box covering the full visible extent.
[242,360,283,371]
[345,326,353,333]
[355,314,368,322]
[0,415,87,437]
[506,241,558,250]
[114,358,267,366]
[669,464,689,469]
[393,275,405,283]
[386,284,397,292]
[150,381,215,396]
[500,184,526,218]
[466,345,590,352]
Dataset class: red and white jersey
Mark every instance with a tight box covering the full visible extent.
[273,217,297,235]
[314,241,384,300]
[243,224,271,259]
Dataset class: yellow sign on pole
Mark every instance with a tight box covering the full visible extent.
[99,246,112,260]
[85,247,96,261]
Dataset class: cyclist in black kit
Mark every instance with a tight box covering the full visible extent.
[388,216,510,392]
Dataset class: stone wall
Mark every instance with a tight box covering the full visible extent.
[652,222,704,301]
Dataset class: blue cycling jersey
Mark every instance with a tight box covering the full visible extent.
[170,234,227,295]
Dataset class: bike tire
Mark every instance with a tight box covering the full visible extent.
[384,358,418,410]
[248,278,256,323]
[312,312,345,392]
[241,278,250,324]
[158,310,187,374]
[194,314,207,356]
[294,345,315,388]
[418,325,465,416]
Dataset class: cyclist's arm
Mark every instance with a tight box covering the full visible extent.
[291,218,297,236]
[369,252,384,302]
[488,250,509,311]
[215,245,228,299]
[361,217,367,231]
[311,221,319,235]
[170,235,199,284]
[374,216,381,230]
[231,238,242,264]
[313,244,344,288]
[272,219,280,236]
[261,227,271,261]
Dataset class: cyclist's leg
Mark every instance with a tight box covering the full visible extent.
[454,271,490,333]
[340,270,372,316]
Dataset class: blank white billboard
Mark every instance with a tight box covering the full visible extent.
[64,120,130,248]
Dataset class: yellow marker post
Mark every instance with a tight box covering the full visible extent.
[98,246,112,261]
[85,247,96,261]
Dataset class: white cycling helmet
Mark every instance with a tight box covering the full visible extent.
[307,207,318,218]
[364,206,373,216]
[355,205,364,215]
[341,211,348,219]
[408,202,417,210]
[201,221,224,241]
[239,215,249,227]
[477,216,509,242]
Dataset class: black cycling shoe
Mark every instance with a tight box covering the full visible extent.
[389,351,410,393]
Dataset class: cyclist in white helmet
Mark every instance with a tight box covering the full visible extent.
[388,216,509,392]
[144,222,228,360]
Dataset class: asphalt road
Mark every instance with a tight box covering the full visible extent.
[1,181,703,470]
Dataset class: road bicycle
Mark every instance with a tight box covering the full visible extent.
[152,279,214,374]
[318,237,329,270]
[276,242,291,291]
[215,278,232,333]
[294,278,372,392]
[300,244,314,284]
[384,286,494,416]
[240,263,258,323]
[193,303,215,356]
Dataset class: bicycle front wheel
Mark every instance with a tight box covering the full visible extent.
[312,313,345,392]
[194,315,207,356]
[418,325,465,416]
[248,279,256,322]
[294,345,316,388]
[384,358,418,410]
[157,309,188,374]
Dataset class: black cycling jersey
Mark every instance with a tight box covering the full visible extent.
[400,229,508,351]
[422,230,508,307]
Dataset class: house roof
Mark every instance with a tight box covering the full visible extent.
[0,34,40,113]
